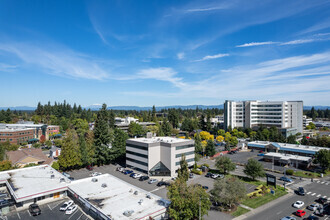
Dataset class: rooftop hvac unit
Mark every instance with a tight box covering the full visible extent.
[123,210,134,217]
[146,194,152,199]
[129,189,133,193]
[101,183,107,188]
[92,178,98,182]
[138,199,143,205]
[50,175,55,179]
[134,191,138,195]
[60,178,65,183]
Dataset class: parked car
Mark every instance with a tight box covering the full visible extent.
[202,186,209,190]
[307,203,320,211]
[257,153,265,156]
[295,210,306,217]
[29,203,41,216]
[189,173,194,178]
[86,165,93,171]
[280,176,293,183]
[130,173,136,177]
[148,179,158,184]
[281,217,296,220]
[0,199,13,208]
[117,167,124,172]
[157,181,170,187]
[316,197,327,205]
[65,204,78,215]
[139,176,149,181]
[259,150,263,153]
[212,174,224,179]
[60,200,74,211]
[68,177,74,181]
[293,201,305,208]
[205,172,212,178]
[124,170,134,175]
[297,187,305,196]
[133,173,142,179]
[315,207,325,217]
[62,172,70,178]
[91,172,102,177]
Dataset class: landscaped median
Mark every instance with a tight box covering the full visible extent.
[231,206,250,217]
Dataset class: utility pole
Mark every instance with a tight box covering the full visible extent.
[272,156,274,172]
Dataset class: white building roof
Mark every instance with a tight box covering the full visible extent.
[0,127,34,132]
[264,152,312,162]
[69,174,169,220]
[0,165,70,202]
[128,136,192,144]
[248,141,328,154]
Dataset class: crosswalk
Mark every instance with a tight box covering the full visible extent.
[306,191,329,200]
[315,181,329,185]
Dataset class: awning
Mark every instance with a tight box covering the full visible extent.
[53,134,62,137]
[28,138,39,142]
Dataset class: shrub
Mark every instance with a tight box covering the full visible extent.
[285,169,294,175]
[202,163,210,168]
[191,169,203,175]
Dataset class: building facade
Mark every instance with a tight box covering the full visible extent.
[224,100,303,135]
[0,128,35,144]
[126,137,195,177]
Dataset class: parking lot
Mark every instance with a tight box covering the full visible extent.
[4,199,90,220]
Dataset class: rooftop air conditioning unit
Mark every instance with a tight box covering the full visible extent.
[123,210,134,217]
[134,191,138,195]
[101,183,107,188]
[50,175,55,179]
[60,178,65,183]
[138,199,143,205]
[92,178,98,182]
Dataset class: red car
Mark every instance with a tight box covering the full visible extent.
[296,210,306,217]
[86,165,93,171]
[259,150,264,153]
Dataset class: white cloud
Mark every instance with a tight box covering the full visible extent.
[280,39,317,45]
[0,42,109,80]
[185,6,227,13]
[177,52,185,60]
[0,63,17,72]
[136,67,185,87]
[195,53,229,62]
[236,41,277,47]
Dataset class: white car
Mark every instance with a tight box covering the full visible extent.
[91,172,102,177]
[117,167,124,172]
[60,200,73,211]
[65,204,78,214]
[293,201,304,208]
[133,173,142,179]
[307,203,319,211]
[148,179,158,184]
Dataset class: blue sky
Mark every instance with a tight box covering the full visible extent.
[1,0,330,107]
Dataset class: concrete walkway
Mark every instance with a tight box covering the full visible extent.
[233,189,294,220]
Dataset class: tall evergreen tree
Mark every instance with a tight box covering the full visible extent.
[58,129,82,170]
[177,155,189,181]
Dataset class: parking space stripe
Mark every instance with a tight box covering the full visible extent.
[77,213,83,220]
[68,209,79,219]
[323,196,327,198]
[321,182,325,184]
[311,193,316,196]
[16,213,21,219]
[48,204,52,210]
[316,194,321,197]
[307,192,311,195]
[317,181,320,183]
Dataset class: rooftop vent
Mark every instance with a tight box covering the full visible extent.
[146,194,152,199]
[60,178,65,183]
[123,210,134,217]
[134,191,138,195]
[129,189,133,193]
[50,175,55,179]
[101,183,107,188]
[92,178,98,182]
[138,199,143,205]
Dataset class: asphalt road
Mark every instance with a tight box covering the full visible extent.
[245,180,330,220]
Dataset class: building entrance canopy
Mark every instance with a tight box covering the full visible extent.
[149,161,170,176]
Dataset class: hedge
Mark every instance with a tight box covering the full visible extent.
[191,169,203,175]
[285,169,294,175]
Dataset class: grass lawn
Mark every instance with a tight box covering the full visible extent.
[293,170,319,178]
[241,188,287,209]
[232,206,250,217]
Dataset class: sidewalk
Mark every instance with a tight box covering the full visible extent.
[233,189,294,220]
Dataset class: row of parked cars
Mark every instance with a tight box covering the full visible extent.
[282,198,329,219]
[205,172,225,179]
[28,199,79,216]
[116,167,167,186]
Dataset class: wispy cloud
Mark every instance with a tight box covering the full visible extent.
[236,41,277,47]
[0,63,17,72]
[0,42,110,80]
[195,53,229,62]
[136,67,185,87]
[280,39,317,45]
[177,52,185,60]
[184,6,228,13]
[300,18,330,35]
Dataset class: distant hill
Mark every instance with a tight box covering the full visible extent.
[1,104,329,111]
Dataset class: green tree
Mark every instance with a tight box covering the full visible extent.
[161,121,172,136]
[177,155,189,181]
[168,109,179,128]
[244,159,265,180]
[210,177,246,208]
[218,129,225,136]
[286,135,296,144]
[45,140,52,148]
[167,179,211,220]
[194,132,202,153]
[51,161,60,170]
[128,122,145,137]
[0,160,12,171]
[72,118,89,135]
[58,129,82,170]
[79,135,88,166]
[110,128,129,161]
[314,149,330,172]
[94,104,111,165]
[249,131,257,141]
[215,156,236,175]
[205,140,215,157]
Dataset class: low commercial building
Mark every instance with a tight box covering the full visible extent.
[6,148,53,167]
[248,141,329,157]
[126,137,195,177]
[0,165,70,210]
[263,152,312,169]
[0,127,35,144]
[68,174,169,220]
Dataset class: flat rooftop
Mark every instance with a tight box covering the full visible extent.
[69,174,169,220]
[1,123,46,128]
[248,141,328,153]
[264,152,312,162]
[0,165,70,202]
[128,136,192,144]
[0,127,35,132]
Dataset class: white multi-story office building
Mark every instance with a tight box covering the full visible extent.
[224,100,303,135]
[126,137,195,178]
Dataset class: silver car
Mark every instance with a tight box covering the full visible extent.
[307,203,319,211]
